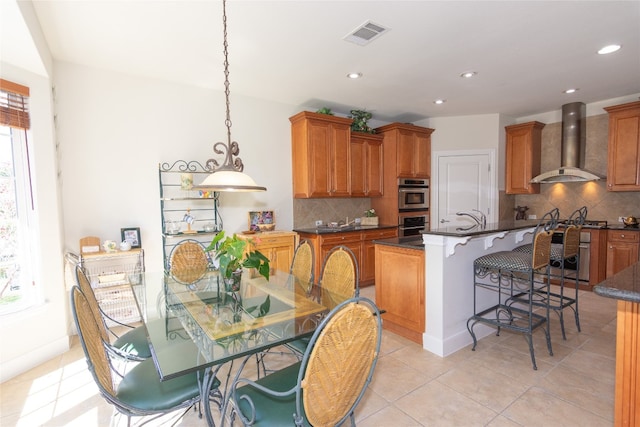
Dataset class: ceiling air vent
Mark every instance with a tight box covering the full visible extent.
[343,21,389,46]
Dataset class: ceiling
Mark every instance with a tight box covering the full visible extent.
[14,1,640,122]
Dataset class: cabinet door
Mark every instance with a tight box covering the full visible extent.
[367,138,384,197]
[606,102,640,191]
[607,242,639,277]
[413,131,431,178]
[375,244,425,343]
[350,137,366,197]
[361,229,398,286]
[270,245,295,274]
[330,125,351,197]
[397,129,416,177]
[306,119,333,197]
[505,122,543,194]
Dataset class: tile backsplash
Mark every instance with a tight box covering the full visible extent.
[512,113,640,223]
[293,198,373,228]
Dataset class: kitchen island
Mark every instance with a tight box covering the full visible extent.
[594,262,640,426]
[376,220,540,357]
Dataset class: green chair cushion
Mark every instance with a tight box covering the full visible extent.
[235,362,310,426]
[285,337,310,355]
[113,326,152,359]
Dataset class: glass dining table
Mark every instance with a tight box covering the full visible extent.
[131,268,339,426]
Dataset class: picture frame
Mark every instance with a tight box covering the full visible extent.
[121,227,141,248]
[248,211,275,231]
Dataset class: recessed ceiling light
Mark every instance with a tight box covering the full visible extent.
[434,99,446,105]
[347,72,362,79]
[563,88,579,94]
[598,44,621,55]
[460,71,477,78]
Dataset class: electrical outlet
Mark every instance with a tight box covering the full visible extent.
[528,214,537,220]
[619,216,625,223]
[315,220,323,226]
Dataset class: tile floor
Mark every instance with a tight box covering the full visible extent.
[1,286,618,426]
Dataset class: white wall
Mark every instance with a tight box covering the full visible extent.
[0,2,68,382]
[55,62,298,274]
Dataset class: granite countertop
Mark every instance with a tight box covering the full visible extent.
[294,224,397,235]
[373,236,424,249]
[594,262,640,303]
[424,219,540,238]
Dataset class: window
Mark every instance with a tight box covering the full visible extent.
[0,79,38,314]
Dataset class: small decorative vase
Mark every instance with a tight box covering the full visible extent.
[361,216,379,226]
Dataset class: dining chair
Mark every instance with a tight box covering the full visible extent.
[71,286,222,427]
[285,245,358,357]
[168,239,210,284]
[75,264,151,362]
[289,239,314,293]
[225,296,381,427]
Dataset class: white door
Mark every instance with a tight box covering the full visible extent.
[432,150,496,228]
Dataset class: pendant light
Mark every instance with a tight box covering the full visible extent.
[196,0,266,192]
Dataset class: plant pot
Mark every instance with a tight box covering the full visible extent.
[223,269,242,292]
[360,217,379,226]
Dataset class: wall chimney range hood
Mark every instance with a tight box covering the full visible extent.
[530,102,603,183]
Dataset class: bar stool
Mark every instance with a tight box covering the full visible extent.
[512,206,586,339]
[467,208,558,370]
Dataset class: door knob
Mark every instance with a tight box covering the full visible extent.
[440,219,450,223]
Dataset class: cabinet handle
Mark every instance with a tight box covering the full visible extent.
[621,234,625,238]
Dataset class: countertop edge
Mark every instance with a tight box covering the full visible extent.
[592,262,640,303]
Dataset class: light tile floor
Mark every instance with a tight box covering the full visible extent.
[1,286,618,426]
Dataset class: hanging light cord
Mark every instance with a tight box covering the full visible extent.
[206,0,244,173]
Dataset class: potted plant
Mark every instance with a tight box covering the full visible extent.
[206,231,270,290]
[361,208,379,226]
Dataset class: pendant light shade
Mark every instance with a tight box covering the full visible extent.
[199,170,266,192]
[195,0,266,193]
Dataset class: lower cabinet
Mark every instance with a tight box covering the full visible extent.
[298,227,398,288]
[606,230,640,278]
[238,231,298,275]
[374,243,425,344]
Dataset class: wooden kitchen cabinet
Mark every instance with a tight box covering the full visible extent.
[604,101,640,192]
[297,227,398,288]
[376,122,434,179]
[606,229,640,278]
[290,111,352,198]
[350,132,384,197]
[238,231,298,275]
[375,243,425,344]
[360,228,399,285]
[505,121,545,194]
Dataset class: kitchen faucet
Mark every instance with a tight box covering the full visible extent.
[456,209,487,228]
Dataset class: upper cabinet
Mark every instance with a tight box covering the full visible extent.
[350,132,384,197]
[505,121,545,194]
[290,111,384,198]
[290,111,352,198]
[605,101,640,192]
[376,123,434,179]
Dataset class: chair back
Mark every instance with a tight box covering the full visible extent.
[289,239,314,291]
[319,245,358,310]
[299,297,381,426]
[169,240,209,283]
[71,286,116,398]
[531,207,558,270]
[563,206,586,258]
[75,265,111,343]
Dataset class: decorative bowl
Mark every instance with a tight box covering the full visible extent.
[102,240,117,252]
[257,223,275,232]
[623,216,638,227]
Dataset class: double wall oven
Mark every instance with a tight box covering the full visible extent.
[398,178,430,237]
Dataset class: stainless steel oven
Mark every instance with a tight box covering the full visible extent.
[549,230,590,283]
[399,212,429,237]
[398,178,429,211]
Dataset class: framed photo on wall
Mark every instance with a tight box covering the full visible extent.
[121,227,141,248]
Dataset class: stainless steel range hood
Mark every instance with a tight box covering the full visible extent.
[530,102,603,183]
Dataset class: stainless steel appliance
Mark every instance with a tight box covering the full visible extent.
[398,178,429,211]
[549,219,606,283]
[399,212,428,237]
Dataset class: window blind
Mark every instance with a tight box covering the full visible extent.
[0,79,30,130]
